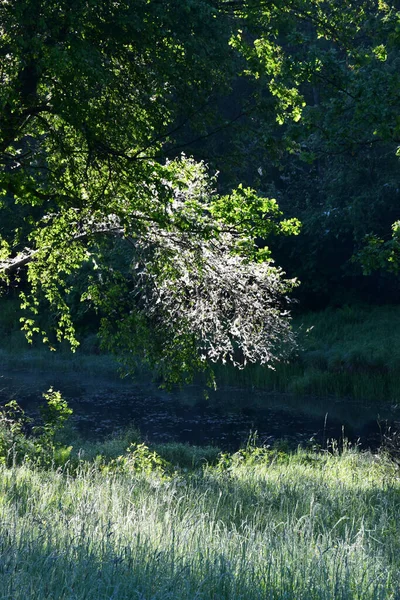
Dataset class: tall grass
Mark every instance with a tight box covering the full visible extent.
[215,304,400,402]
[1,443,399,599]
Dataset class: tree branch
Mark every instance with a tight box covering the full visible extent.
[0,225,126,277]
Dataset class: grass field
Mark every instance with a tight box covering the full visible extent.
[2,295,400,599]
[1,439,400,599]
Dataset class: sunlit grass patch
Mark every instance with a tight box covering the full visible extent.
[0,442,399,599]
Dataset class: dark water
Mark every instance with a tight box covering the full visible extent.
[1,368,399,450]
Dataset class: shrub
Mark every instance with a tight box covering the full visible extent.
[109,442,171,476]
[0,389,73,467]
[0,401,36,466]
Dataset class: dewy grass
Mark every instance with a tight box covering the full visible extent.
[0,444,399,599]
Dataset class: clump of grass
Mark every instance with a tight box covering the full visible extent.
[153,441,221,469]
[70,424,143,463]
[0,440,399,599]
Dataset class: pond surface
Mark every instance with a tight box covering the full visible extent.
[1,367,399,450]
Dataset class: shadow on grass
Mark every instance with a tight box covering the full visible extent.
[1,458,399,600]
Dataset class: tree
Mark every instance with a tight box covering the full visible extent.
[228,0,400,303]
[0,0,299,385]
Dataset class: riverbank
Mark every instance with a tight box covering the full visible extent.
[1,436,399,599]
[2,299,400,402]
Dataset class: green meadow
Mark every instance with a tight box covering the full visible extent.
[1,438,399,600]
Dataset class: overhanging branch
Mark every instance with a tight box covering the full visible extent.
[0,225,126,277]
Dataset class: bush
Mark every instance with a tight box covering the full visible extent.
[107,442,171,477]
[0,401,36,466]
[0,389,73,467]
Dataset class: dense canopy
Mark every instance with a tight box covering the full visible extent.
[0,0,301,384]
